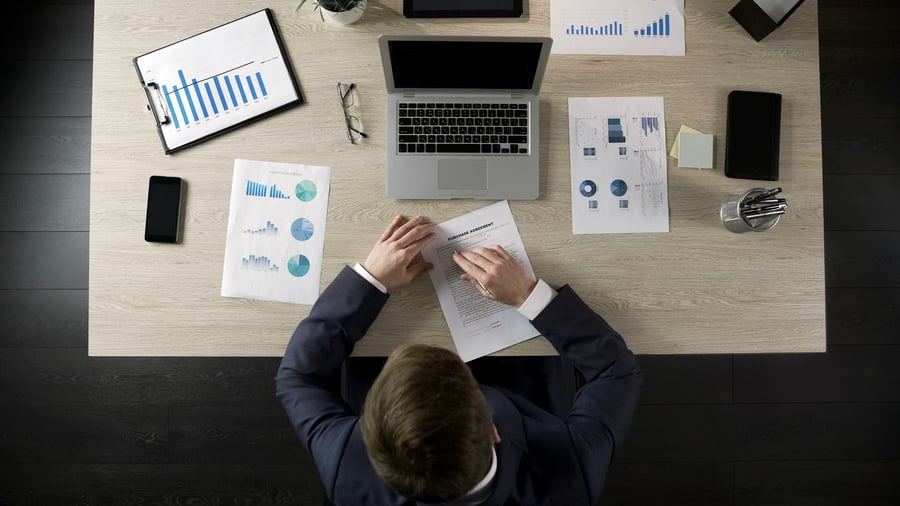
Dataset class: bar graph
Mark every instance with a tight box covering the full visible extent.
[634,13,671,37]
[565,20,624,36]
[241,254,279,272]
[245,180,291,199]
[608,118,626,144]
[641,116,660,136]
[161,63,270,130]
[243,221,279,236]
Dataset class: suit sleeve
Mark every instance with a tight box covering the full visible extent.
[530,285,642,498]
[275,266,389,490]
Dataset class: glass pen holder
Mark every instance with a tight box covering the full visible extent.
[720,188,782,233]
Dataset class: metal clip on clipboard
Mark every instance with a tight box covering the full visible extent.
[143,82,170,126]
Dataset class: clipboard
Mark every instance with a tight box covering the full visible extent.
[134,9,303,154]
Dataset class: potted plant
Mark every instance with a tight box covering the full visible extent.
[297,0,368,25]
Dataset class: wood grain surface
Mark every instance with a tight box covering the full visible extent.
[89,0,824,356]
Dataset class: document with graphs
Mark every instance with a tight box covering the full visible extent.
[221,159,331,304]
[421,201,540,362]
[568,96,670,234]
[551,0,685,56]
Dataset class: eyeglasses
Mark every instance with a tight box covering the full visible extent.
[337,82,368,143]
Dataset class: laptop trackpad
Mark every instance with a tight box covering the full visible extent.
[437,159,488,195]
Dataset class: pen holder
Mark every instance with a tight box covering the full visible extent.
[720,188,781,233]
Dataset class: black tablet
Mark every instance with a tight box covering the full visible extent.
[403,0,523,18]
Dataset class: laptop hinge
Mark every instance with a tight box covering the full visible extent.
[402,92,416,98]
[510,93,525,99]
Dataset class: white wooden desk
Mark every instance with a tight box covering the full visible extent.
[89,0,824,356]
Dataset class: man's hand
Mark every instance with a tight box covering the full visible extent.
[362,215,436,290]
[453,246,537,307]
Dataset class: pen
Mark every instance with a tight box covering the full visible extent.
[744,209,786,219]
[454,249,493,296]
[743,187,782,207]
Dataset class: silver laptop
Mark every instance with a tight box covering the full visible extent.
[379,35,553,199]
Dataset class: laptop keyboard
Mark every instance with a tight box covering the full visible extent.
[397,102,529,155]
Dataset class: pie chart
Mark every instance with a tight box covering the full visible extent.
[290,217,315,241]
[580,179,597,197]
[610,179,628,197]
[295,180,317,202]
[287,254,311,277]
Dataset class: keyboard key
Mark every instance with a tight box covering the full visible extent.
[473,103,481,109]
[509,135,527,143]
[490,103,500,109]
[399,118,412,125]
[517,104,528,109]
[436,144,480,153]
[416,144,425,153]
[510,144,518,153]
[515,110,528,117]
[513,127,527,135]
[399,127,413,134]
[500,104,509,109]
[399,135,418,143]
[502,148,510,153]
[519,148,527,154]
[399,143,407,152]
[399,103,408,108]
[492,144,501,153]
[481,144,492,153]
[426,144,436,153]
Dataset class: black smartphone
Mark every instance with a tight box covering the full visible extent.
[144,176,185,243]
[724,90,782,181]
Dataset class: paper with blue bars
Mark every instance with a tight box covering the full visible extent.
[134,9,301,152]
[221,159,331,305]
[551,0,685,56]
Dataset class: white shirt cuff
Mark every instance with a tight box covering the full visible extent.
[353,263,387,294]
[517,279,557,321]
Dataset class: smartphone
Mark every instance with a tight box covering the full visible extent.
[144,176,185,243]
[724,90,782,181]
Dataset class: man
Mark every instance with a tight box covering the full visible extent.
[276,215,642,505]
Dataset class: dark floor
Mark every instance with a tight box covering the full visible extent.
[1,0,899,504]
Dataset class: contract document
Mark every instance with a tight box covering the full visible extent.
[421,201,540,362]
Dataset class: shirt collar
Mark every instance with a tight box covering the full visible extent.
[451,446,497,505]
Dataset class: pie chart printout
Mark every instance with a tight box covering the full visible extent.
[295,180,317,202]
[291,217,315,241]
[287,254,311,277]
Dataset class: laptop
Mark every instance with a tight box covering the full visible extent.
[379,35,553,199]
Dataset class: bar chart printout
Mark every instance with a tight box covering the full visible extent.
[134,9,302,153]
[635,13,671,37]
[222,159,332,305]
[551,0,685,56]
[565,20,623,36]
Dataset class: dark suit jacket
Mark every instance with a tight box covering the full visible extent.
[276,266,642,505]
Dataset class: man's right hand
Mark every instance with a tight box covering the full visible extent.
[362,215,436,291]
[453,246,537,307]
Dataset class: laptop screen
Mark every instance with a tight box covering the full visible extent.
[387,40,544,90]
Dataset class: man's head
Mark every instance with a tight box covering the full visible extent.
[361,344,495,502]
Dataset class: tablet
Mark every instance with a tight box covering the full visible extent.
[403,0,523,18]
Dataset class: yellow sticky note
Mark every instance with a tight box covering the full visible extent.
[669,124,702,159]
